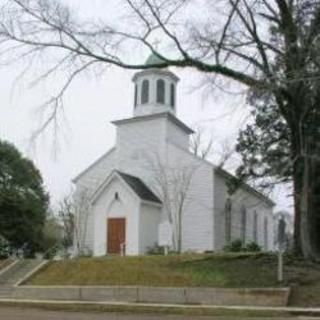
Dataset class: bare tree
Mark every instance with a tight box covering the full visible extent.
[190,126,237,169]
[72,189,91,256]
[217,139,238,169]
[0,0,319,258]
[58,195,75,249]
[190,127,214,160]
[146,153,197,253]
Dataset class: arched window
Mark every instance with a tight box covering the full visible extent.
[253,211,258,242]
[170,83,175,108]
[156,79,165,104]
[264,217,269,250]
[241,205,247,244]
[225,198,232,244]
[134,84,138,107]
[141,80,149,104]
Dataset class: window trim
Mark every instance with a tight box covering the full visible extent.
[141,79,150,104]
[253,211,258,243]
[264,217,269,250]
[134,84,138,107]
[241,205,247,244]
[170,83,175,108]
[225,198,232,244]
[156,79,166,104]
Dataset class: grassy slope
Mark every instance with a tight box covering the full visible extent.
[25,253,320,307]
[26,254,279,287]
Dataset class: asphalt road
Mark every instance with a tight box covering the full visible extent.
[0,306,319,320]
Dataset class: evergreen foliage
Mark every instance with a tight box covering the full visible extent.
[0,235,10,258]
[0,140,49,253]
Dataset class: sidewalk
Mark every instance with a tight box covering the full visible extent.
[0,298,319,317]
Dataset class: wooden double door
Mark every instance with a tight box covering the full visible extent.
[107,218,126,255]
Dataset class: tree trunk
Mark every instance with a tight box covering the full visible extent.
[292,132,320,260]
[306,149,320,259]
[292,152,303,256]
[178,209,182,254]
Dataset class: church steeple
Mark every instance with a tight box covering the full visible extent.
[132,54,179,117]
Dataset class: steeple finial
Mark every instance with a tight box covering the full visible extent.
[152,38,161,50]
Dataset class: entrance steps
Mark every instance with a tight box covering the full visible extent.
[0,259,43,286]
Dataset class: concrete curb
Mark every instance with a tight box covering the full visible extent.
[12,285,291,307]
[0,298,319,316]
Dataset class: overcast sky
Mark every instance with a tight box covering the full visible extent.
[0,0,292,212]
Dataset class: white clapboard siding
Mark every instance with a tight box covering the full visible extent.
[213,170,274,251]
[73,110,274,256]
[73,148,116,253]
[167,143,214,252]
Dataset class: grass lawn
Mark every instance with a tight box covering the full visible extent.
[26,253,280,287]
[25,253,320,307]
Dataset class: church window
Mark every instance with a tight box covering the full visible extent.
[253,211,258,242]
[241,205,247,244]
[170,83,175,108]
[134,84,138,107]
[225,198,232,244]
[156,79,165,104]
[264,217,268,250]
[141,80,149,104]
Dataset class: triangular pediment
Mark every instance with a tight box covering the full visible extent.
[91,170,161,206]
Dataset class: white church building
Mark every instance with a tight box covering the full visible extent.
[73,54,275,256]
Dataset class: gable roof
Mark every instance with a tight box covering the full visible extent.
[214,167,275,207]
[168,141,275,207]
[72,147,116,183]
[116,171,162,204]
[91,170,162,205]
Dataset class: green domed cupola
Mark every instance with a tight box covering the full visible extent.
[132,53,179,117]
[145,53,166,67]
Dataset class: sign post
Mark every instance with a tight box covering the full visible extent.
[159,221,172,255]
[278,250,284,282]
[277,218,286,283]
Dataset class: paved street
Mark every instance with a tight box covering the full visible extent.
[1,306,319,320]
[0,307,210,320]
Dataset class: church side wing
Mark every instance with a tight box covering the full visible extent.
[72,147,117,255]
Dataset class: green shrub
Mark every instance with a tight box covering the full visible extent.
[224,240,262,253]
[0,236,11,258]
[147,244,165,255]
[78,248,93,258]
[245,242,262,252]
[224,239,243,252]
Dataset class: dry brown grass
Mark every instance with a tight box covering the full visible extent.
[26,254,207,287]
[284,256,320,307]
[26,253,281,287]
[24,253,320,307]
